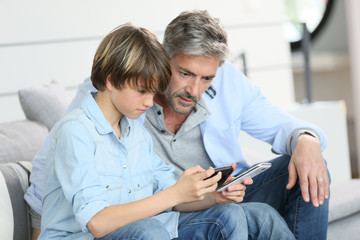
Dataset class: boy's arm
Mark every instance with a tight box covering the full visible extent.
[88,166,221,238]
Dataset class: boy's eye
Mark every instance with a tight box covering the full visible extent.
[138,89,146,94]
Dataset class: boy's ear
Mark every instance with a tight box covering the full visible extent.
[105,74,115,91]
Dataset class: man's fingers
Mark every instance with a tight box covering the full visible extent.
[324,174,330,199]
[299,173,310,203]
[309,176,319,207]
[287,161,298,190]
[317,177,325,205]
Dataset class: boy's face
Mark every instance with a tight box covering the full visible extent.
[110,83,154,119]
[163,54,220,115]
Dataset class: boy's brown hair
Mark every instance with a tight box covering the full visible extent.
[91,23,171,93]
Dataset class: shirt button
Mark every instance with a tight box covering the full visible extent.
[105,184,109,188]
[173,139,176,142]
[137,184,140,188]
[123,165,127,169]
[157,111,162,115]
[128,189,132,194]
[161,130,166,133]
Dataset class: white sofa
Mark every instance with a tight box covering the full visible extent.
[1,82,359,239]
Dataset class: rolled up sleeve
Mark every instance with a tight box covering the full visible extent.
[54,121,109,232]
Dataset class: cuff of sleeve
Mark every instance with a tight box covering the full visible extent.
[75,200,109,232]
[287,129,320,155]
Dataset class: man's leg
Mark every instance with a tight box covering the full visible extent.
[176,203,248,240]
[242,155,330,240]
[240,202,295,240]
[95,218,170,240]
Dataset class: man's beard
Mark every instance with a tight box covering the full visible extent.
[166,91,198,115]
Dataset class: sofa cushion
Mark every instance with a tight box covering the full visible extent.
[0,161,32,240]
[0,120,48,164]
[328,179,360,222]
[18,81,70,130]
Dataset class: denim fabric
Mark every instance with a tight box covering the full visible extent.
[97,204,248,240]
[96,218,171,240]
[241,202,295,240]
[242,155,330,240]
[176,204,248,240]
[96,203,296,240]
[39,92,178,239]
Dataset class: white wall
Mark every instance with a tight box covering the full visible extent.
[0,0,293,122]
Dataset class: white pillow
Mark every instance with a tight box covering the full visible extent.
[18,81,70,130]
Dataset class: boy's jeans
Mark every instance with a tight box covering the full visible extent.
[242,155,330,240]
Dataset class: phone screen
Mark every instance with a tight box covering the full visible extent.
[216,163,271,192]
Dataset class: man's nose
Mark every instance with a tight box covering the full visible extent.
[186,77,201,97]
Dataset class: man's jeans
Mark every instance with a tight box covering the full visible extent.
[242,155,330,240]
[96,202,294,239]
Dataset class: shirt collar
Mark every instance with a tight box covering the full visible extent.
[81,92,131,137]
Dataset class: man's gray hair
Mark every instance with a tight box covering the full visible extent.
[163,10,228,64]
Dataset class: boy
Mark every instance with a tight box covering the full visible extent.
[38,23,251,239]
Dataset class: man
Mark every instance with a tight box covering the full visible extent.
[146,10,330,240]
[25,10,329,240]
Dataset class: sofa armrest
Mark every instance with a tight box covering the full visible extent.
[0,161,32,240]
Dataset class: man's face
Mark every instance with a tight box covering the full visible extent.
[164,54,220,115]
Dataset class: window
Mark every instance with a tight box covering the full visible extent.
[284,0,335,50]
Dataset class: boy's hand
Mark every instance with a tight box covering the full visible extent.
[173,165,221,204]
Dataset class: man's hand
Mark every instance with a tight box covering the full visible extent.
[286,134,329,207]
[214,162,253,204]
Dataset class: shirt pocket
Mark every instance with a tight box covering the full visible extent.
[98,171,123,205]
[131,174,154,200]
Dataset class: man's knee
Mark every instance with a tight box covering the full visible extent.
[241,202,284,224]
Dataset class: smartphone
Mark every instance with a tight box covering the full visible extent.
[216,163,271,192]
[204,165,234,187]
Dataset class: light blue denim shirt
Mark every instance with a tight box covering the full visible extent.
[39,92,178,240]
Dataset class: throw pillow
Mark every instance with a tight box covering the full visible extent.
[0,120,48,164]
[18,81,70,130]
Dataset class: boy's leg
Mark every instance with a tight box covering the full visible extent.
[29,206,41,240]
[242,155,330,240]
[176,203,247,240]
[241,202,295,240]
[95,218,170,240]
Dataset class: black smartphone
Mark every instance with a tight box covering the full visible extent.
[204,165,234,187]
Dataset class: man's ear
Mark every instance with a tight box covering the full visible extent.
[105,74,115,91]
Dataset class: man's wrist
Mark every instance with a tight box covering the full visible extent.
[287,129,320,155]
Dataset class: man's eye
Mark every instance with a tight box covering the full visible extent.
[138,89,146,94]
[180,72,189,77]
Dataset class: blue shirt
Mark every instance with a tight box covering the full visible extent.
[38,92,178,239]
[26,61,327,217]
[200,62,326,174]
